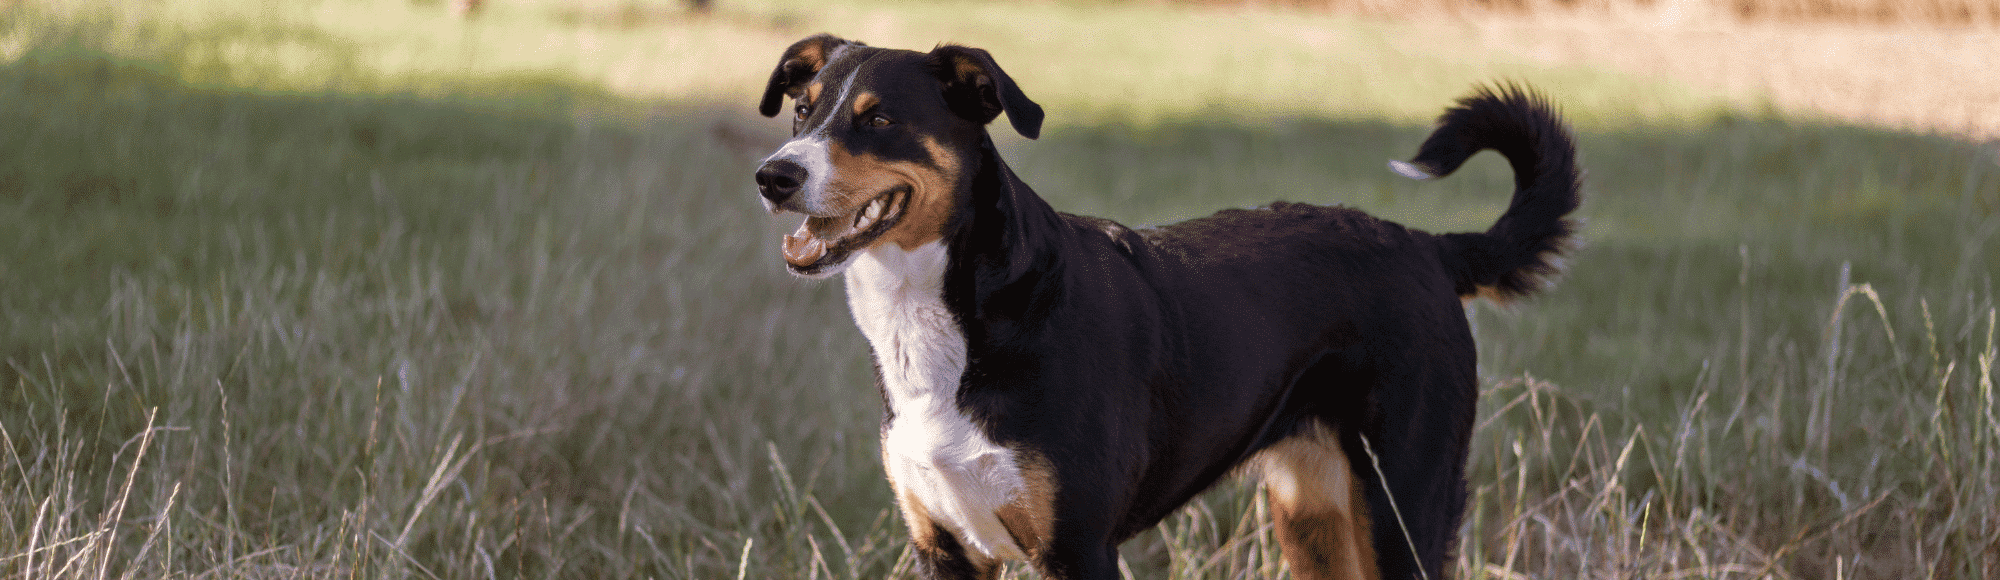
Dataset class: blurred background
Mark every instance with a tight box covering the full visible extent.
[2,0,1995,578]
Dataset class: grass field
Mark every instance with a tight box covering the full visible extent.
[3,0,1997,578]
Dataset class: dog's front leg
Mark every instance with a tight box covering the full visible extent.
[1031,541,1121,580]
[907,528,999,580]
[899,515,1122,580]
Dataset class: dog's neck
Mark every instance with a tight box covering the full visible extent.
[840,133,1066,395]
[844,241,958,401]
[940,136,1067,328]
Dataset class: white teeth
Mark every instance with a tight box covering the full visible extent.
[865,198,885,221]
[853,198,885,229]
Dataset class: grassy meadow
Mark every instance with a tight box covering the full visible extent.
[3,0,1997,578]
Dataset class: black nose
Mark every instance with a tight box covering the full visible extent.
[755,159,807,205]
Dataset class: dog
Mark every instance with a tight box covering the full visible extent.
[752,34,1580,580]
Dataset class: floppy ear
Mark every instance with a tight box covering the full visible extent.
[927,45,1044,139]
[758,34,857,118]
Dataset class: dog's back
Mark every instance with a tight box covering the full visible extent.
[974,87,1579,580]
[1181,87,1581,580]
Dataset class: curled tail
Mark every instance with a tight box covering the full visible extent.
[1393,84,1582,302]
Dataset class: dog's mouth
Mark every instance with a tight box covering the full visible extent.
[780,186,910,275]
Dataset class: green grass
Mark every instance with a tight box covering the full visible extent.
[3,0,1997,578]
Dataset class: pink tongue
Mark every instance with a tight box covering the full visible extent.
[782,222,828,266]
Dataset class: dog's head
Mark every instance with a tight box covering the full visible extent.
[754,34,1043,277]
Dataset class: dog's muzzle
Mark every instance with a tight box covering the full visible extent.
[755,159,807,209]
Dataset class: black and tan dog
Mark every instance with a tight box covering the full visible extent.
[752,34,1580,580]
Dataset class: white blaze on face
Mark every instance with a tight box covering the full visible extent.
[766,63,885,276]
[761,64,866,215]
[762,137,834,215]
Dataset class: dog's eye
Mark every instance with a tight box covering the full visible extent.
[865,114,893,128]
[794,104,811,121]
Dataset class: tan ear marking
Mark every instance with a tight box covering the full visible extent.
[796,42,826,72]
[952,56,984,80]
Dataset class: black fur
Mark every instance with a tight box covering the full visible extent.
[758,34,859,118]
[930,45,1045,139]
[1408,84,1582,300]
[937,90,1576,580]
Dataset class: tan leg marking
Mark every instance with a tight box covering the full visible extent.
[993,449,1056,560]
[887,451,1002,579]
[894,484,943,554]
[897,485,1003,579]
[1257,425,1379,580]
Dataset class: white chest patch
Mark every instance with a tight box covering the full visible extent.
[844,242,1029,562]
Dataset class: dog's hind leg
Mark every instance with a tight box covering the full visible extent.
[1344,330,1481,580]
[1256,422,1381,580]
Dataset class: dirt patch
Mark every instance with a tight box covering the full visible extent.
[1186,0,2000,27]
[1426,13,2000,140]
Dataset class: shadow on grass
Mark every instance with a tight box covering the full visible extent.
[3,21,1998,578]
[0,32,635,340]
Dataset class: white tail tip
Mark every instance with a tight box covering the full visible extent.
[1388,160,1436,181]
